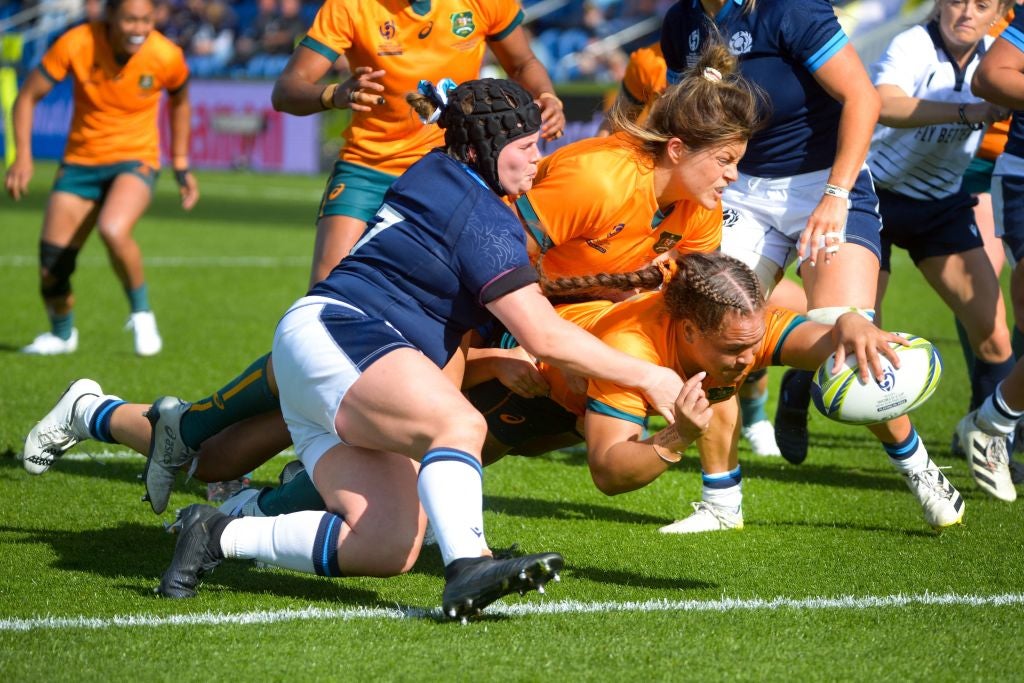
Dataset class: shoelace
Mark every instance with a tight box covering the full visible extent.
[985,437,1010,466]
[35,423,74,448]
[909,466,954,500]
[690,501,737,524]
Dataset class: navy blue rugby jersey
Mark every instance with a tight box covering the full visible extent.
[308,150,538,368]
[661,0,848,177]
[999,9,1024,159]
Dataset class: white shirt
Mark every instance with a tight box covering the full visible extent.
[868,22,992,200]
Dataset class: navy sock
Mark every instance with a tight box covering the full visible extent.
[1013,326,1024,361]
[954,317,975,378]
[89,399,126,443]
[971,356,1015,410]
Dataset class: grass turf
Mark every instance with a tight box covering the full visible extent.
[1,163,1022,681]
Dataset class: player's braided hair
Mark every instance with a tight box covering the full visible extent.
[664,252,764,331]
[538,263,665,300]
[607,41,764,154]
[407,78,541,196]
[540,252,764,332]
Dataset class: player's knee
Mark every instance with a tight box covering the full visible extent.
[433,409,488,452]
[369,538,420,576]
[975,325,1013,362]
[39,240,79,298]
[96,222,132,249]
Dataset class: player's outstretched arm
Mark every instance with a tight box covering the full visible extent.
[4,69,52,201]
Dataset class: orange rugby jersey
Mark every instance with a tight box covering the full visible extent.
[302,0,524,177]
[539,295,804,423]
[515,132,722,280]
[620,41,666,124]
[977,8,1015,162]
[39,22,188,167]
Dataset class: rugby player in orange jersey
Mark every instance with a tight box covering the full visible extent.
[465,252,965,534]
[597,36,809,457]
[269,0,565,287]
[5,0,197,357]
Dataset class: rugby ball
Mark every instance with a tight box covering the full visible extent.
[810,334,942,425]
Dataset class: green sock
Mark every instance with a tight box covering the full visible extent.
[740,390,768,426]
[49,312,74,340]
[126,283,150,313]
[180,353,280,449]
[258,468,326,515]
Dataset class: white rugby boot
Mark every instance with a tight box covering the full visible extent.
[658,501,744,534]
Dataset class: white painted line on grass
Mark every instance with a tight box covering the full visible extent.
[3,592,1022,632]
[183,184,321,202]
[0,255,306,268]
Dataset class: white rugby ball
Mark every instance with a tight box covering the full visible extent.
[810,333,942,425]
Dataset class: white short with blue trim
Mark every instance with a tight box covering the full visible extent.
[272,296,364,475]
[720,166,881,294]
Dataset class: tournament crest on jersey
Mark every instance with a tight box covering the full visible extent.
[652,232,681,254]
[138,74,154,89]
[728,31,753,56]
[379,21,397,40]
[450,11,475,38]
[688,30,699,52]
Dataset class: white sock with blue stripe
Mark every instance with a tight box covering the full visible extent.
[220,511,344,576]
[976,383,1024,436]
[883,427,928,474]
[418,447,487,566]
[79,394,125,443]
[702,467,742,514]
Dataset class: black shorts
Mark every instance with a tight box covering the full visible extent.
[877,188,982,272]
[466,379,581,454]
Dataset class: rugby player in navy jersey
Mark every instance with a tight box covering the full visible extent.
[869,0,1015,502]
[152,79,690,620]
[659,1,965,528]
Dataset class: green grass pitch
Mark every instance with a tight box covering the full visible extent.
[1,162,1022,681]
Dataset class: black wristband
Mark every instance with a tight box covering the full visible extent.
[174,169,189,187]
[958,104,984,131]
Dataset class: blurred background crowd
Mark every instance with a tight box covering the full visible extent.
[2,0,925,83]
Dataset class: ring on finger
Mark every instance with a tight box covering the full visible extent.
[348,89,360,104]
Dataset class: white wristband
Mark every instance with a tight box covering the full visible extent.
[823,183,850,199]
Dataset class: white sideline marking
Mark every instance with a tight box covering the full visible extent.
[2,592,1022,632]
[0,255,306,268]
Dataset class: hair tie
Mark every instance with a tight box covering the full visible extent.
[702,67,722,83]
[415,77,458,124]
[658,258,678,286]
